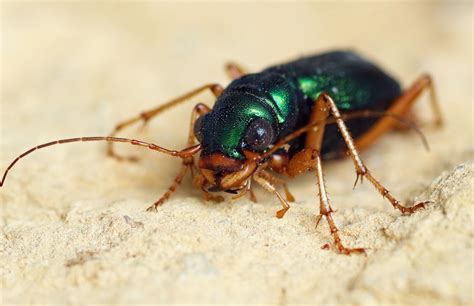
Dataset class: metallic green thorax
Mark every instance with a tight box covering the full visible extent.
[199,92,277,159]
[198,72,300,159]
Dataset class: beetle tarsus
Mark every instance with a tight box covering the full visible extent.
[276,207,289,219]
[146,205,158,213]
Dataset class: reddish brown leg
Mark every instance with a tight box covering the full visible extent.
[225,62,248,80]
[108,83,223,161]
[147,103,213,211]
[146,165,189,212]
[259,170,295,202]
[355,74,442,151]
[321,93,430,215]
[285,95,365,254]
[286,96,328,177]
[313,152,366,255]
[202,192,225,203]
[192,173,225,203]
[253,167,291,218]
[268,153,289,174]
[231,179,257,202]
[248,188,257,203]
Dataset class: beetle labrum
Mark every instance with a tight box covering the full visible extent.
[1,51,443,254]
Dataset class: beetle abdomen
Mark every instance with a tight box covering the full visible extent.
[264,50,402,159]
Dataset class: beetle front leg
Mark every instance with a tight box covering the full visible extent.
[146,165,189,212]
[253,171,291,218]
[192,173,225,203]
[147,102,213,212]
[259,170,295,202]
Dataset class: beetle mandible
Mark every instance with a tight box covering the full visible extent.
[1,50,443,254]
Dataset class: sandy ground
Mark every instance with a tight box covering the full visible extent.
[1,2,473,305]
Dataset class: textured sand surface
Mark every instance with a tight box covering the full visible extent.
[1,2,473,305]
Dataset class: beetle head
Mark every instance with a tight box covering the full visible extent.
[193,91,278,192]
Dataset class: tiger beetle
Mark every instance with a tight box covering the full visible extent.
[1,50,443,254]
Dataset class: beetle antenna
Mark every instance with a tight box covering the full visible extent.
[337,111,430,151]
[0,136,201,187]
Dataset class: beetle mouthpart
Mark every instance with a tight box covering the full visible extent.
[206,180,247,194]
[206,185,221,192]
[198,153,243,173]
[199,156,257,192]
[224,189,239,194]
[219,160,257,190]
[201,169,216,186]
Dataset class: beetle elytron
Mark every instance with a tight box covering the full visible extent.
[1,50,443,254]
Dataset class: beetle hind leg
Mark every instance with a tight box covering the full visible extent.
[355,73,443,151]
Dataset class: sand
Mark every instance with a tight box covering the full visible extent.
[1,2,473,305]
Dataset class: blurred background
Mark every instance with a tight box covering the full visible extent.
[1,2,472,305]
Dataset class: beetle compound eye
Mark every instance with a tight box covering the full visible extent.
[244,118,274,151]
[194,115,206,142]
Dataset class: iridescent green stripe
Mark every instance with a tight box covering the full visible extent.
[244,91,285,124]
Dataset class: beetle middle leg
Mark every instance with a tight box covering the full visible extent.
[313,151,366,254]
[284,97,365,254]
[108,83,223,162]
